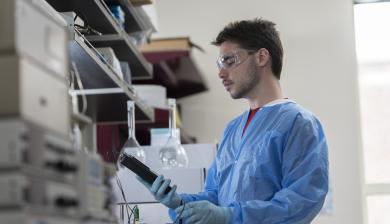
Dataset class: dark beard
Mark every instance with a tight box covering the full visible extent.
[231,61,260,99]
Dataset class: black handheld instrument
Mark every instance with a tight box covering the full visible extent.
[119,153,172,194]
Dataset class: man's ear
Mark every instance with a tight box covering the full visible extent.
[255,48,271,67]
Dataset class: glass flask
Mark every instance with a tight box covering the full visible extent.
[118,101,146,165]
[159,99,189,168]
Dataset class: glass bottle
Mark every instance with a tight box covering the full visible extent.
[118,101,146,165]
[133,205,140,224]
[159,99,189,168]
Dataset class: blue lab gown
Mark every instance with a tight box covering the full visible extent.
[170,101,329,223]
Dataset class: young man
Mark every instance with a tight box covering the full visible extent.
[138,18,329,223]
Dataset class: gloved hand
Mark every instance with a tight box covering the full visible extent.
[136,175,182,209]
[174,200,232,224]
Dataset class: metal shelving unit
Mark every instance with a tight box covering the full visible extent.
[45,0,199,146]
[69,35,154,122]
[46,0,155,122]
[87,33,153,80]
[47,0,155,34]
[105,0,156,32]
[70,38,119,89]
[69,88,154,123]
[46,0,153,81]
[46,0,121,34]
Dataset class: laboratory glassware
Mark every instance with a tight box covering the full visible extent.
[159,99,189,168]
[118,100,146,166]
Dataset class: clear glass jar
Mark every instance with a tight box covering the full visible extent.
[118,101,146,166]
[159,99,189,168]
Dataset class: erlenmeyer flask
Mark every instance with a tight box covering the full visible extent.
[159,99,189,168]
[118,101,146,166]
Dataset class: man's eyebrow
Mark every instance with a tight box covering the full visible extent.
[222,53,235,58]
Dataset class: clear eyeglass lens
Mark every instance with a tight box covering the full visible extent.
[218,49,255,70]
[217,49,258,70]
[218,54,238,70]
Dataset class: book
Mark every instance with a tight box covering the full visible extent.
[140,37,204,52]
[129,0,153,7]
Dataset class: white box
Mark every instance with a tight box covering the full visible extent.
[96,47,124,80]
[0,55,70,136]
[0,0,68,78]
[120,61,132,85]
[133,84,167,108]
[150,128,180,146]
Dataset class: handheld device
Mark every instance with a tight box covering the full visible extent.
[119,153,172,194]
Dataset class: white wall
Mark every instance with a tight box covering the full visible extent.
[153,0,364,223]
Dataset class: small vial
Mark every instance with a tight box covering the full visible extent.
[133,205,140,224]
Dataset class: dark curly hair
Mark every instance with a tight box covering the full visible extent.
[212,18,283,79]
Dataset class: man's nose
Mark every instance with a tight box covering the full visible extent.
[218,68,228,79]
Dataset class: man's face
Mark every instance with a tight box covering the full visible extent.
[217,41,260,99]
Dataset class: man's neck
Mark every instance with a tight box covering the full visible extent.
[247,76,284,109]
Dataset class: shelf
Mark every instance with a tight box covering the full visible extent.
[127,0,154,7]
[70,88,154,123]
[131,4,156,32]
[69,35,154,122]
[70,38,120,89]
[71,112,93,125]
[104,0,156,33]
[46,0,121,34]
[135,51,208,98]
[86,33,153,80]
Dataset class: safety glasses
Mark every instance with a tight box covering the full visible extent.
[216,49,257,70]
